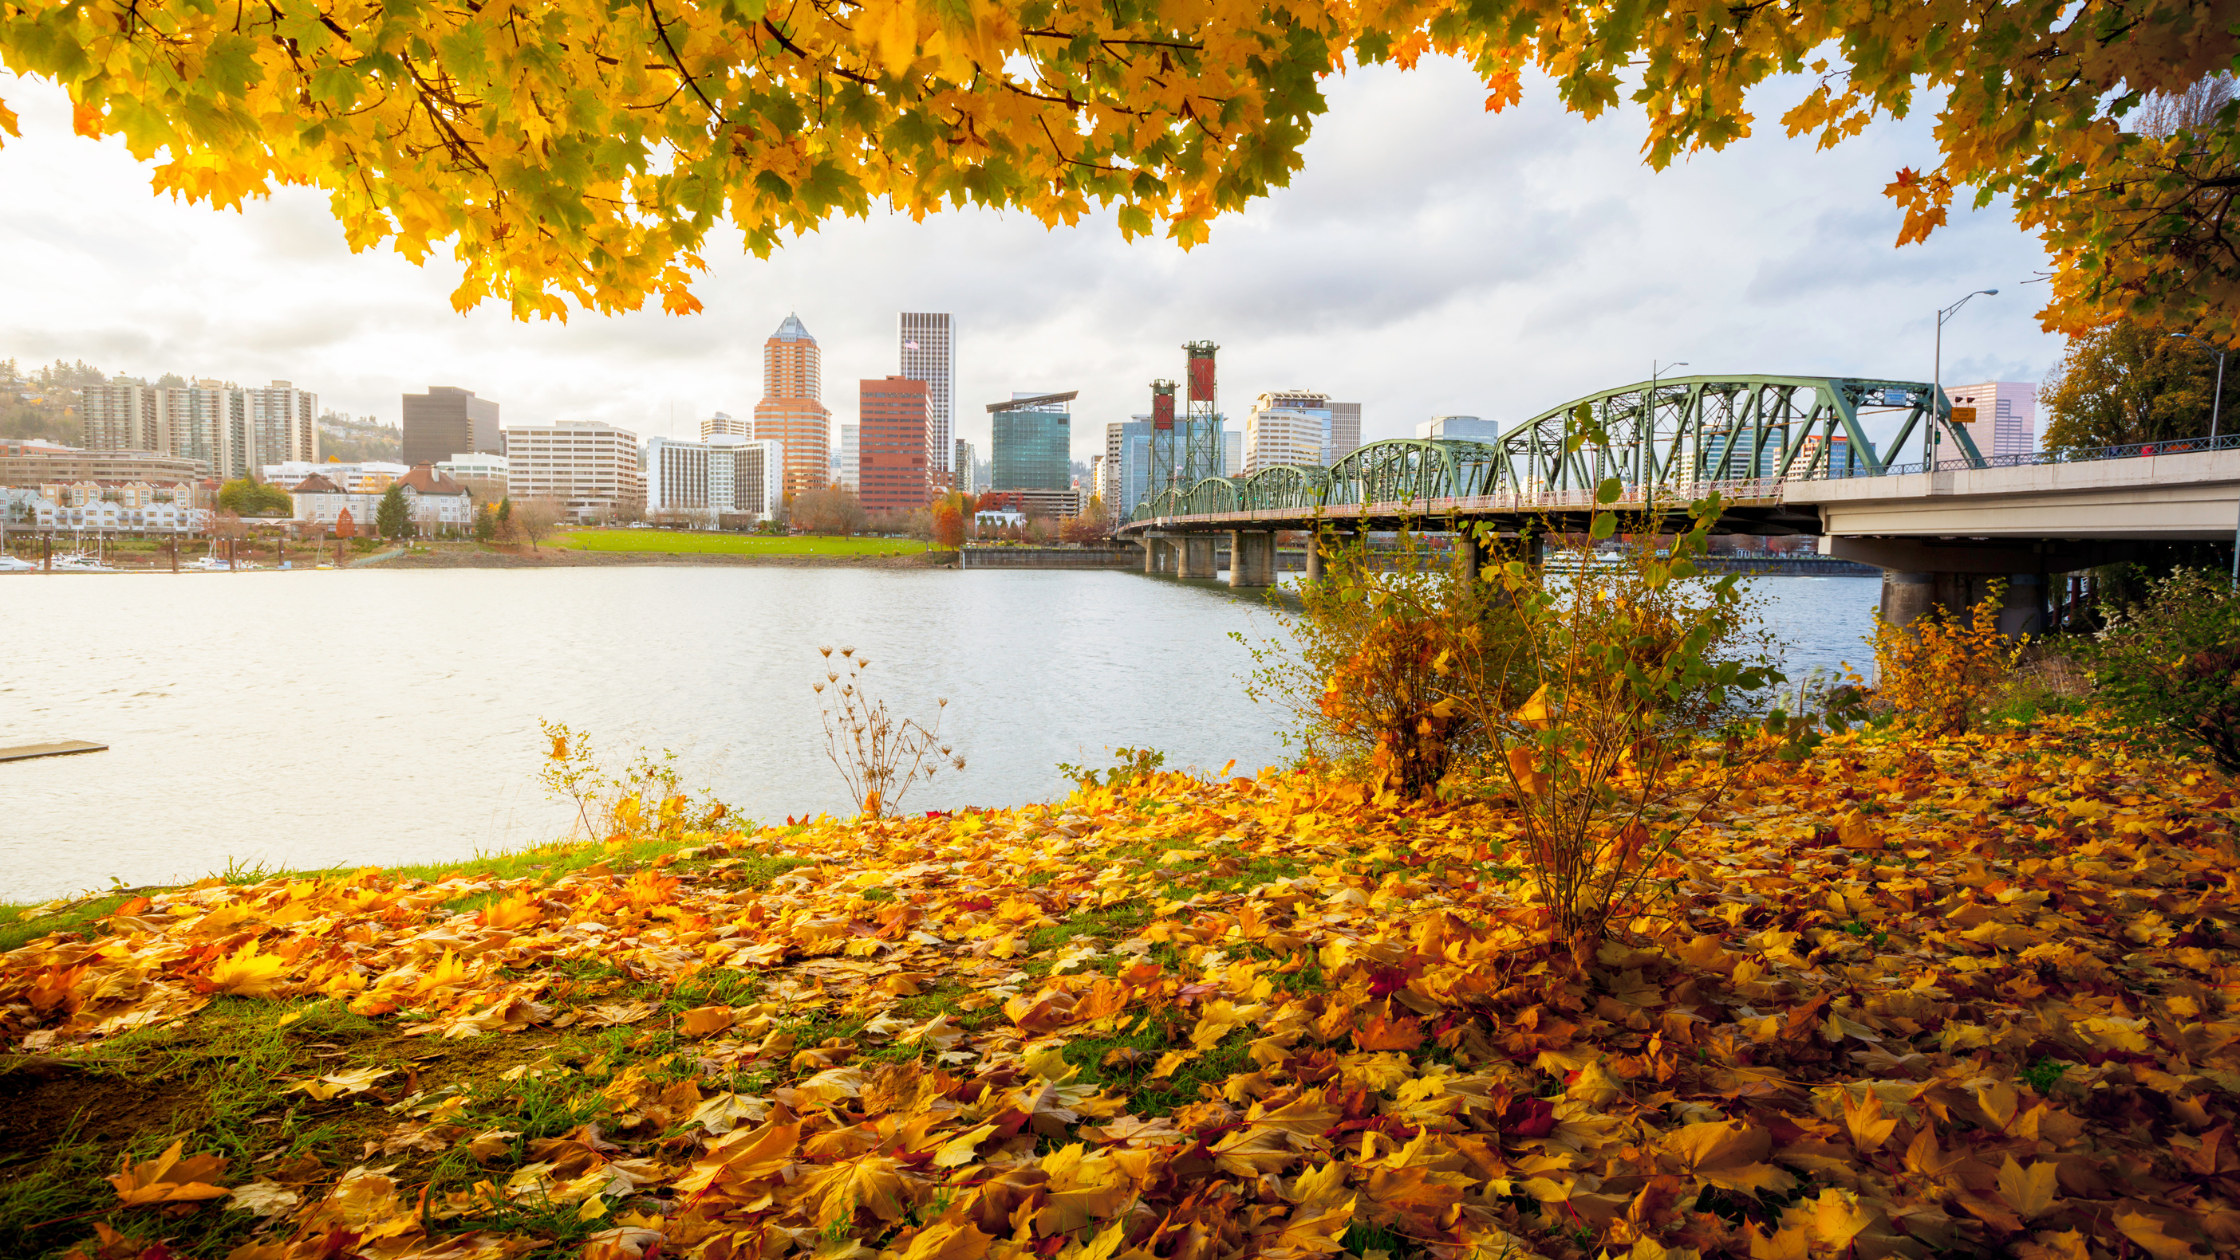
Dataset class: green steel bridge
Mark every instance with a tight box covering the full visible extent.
[1120,374,1981,537]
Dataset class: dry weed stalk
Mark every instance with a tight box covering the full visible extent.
[814,646,965,818]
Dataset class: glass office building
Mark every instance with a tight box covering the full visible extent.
[990,391,1075,491]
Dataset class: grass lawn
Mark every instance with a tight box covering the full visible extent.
[565,529,929,555]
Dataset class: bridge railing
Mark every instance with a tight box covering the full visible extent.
[1869,431,2240,477]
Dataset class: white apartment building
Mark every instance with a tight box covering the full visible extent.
[1244,389,1361,471]
[436,452,509,483]
[5,480,203,533]
[835,424,860,492]
[641,435,782,523]
[1946,381,2038,458]
[1416,415,1504,441]
[244,381,320,464]
[84,379,317,477]
[503,420,645,521]
[259,459,410,493]
[707,436,784,521]
[1244,407,1329,473]
[645,435,713,521]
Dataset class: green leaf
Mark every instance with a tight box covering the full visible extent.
[1589,512,1616,541]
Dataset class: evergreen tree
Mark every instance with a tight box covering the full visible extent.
[375,484,412,540]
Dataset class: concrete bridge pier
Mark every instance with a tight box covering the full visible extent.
[1179,534,1218,579]
[1305,529,1330,582]
[1833,538,2127,638]
[1228,530,1277,588]
[1142,535,1171,575]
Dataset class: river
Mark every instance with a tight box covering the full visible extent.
[0,568,1882,900]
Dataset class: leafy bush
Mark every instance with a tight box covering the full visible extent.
[1864,584,2024,734]
[2086,568,2240,771]
[1238,522,1524,798]
[1450,503,1810,956]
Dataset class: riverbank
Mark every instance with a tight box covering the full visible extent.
[2,713,2231,1260]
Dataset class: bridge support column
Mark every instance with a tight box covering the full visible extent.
[1454,526,1486,586]
[1305,529,1328,583]
[1179,534,1217,579]
[1879,570,2044,638]
[1228,530,1275,588]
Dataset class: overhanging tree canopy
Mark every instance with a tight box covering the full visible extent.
[1,0,2232,335]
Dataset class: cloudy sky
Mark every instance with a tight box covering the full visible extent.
[0,57,2059,462]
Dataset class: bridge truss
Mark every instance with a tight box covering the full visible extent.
[1126,375,1980,529]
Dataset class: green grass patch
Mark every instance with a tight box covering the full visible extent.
[565,530,928,556]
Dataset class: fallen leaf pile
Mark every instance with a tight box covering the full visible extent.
[5,713,2239,1260]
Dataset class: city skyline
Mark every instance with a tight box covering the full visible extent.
[0,58,2059,466]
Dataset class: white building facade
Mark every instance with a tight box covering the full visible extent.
[503,421,646,521]
[5,480,203,533]
[707,436,785,522]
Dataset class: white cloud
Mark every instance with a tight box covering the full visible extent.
[0,55,2057,461]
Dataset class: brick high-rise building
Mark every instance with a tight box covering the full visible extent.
[754,313,832,497]
[858,376,931,512]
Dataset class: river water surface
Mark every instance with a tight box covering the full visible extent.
[0,568,1881,900]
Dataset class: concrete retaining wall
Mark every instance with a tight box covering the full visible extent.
[960,546,1144,570]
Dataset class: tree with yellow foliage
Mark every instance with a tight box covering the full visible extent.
[0,0,2231,337]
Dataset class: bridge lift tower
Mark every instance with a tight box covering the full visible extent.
[1183,341,1222,483]
[1147,379,1179,498]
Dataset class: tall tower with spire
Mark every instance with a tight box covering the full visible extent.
[753,313,833,498]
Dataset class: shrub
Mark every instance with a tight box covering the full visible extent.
[2086,568,2240,771]
[1864,584,2023,734]
[1450,506,1807,959]
[1238,521,1522,798]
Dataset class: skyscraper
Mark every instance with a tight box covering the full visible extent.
[754,313,832,497]
[701,411,746,439]
[899,313,953,478]
[402,386,501,465]
[244,381,321,464]
[835,424,860,492]
[858,376,932,511]
[1328,402,1362,460]
[991,391,1075,491]
[953,439,979,497]
[1946,382,2039,458]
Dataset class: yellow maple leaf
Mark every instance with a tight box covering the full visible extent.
[205,939,288,998]
[109,1140,230,1207]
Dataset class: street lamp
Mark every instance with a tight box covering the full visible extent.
[1933,290,1998,465]
[2168,332,2229,441]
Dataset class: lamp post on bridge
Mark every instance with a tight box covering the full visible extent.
[2167,333,2228,442]
[1932,290,1998,468]
[2172,332,2240,588]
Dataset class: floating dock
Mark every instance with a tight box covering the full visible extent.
[0,740,108,763]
